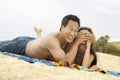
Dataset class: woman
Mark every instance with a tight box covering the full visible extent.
[75,27,97,67]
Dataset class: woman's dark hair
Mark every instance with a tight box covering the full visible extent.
[78,27,97,67]
[90,46,97,67]
[60,14,80,31]
[78,27,93,33]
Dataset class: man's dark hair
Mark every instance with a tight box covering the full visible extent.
[60,14,80,31]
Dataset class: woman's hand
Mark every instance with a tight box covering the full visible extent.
[75,32,88,45]
[87,33,96,45]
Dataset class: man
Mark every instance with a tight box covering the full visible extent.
[0,14,87,64]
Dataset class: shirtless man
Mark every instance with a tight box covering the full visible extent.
[0,14,88,64]
[34,26,97,68]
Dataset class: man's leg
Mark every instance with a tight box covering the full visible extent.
[0,40,15,52]
[34,26,42,38]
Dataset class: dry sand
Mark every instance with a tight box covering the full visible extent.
[0,52,120,80]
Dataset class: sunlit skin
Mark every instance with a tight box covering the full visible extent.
[34,26,42,38]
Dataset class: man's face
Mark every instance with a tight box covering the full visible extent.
[62,20,79,43]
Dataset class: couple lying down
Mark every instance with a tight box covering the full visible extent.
[34,26,97,68]
[0,14,98,70]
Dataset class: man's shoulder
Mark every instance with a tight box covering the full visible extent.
[45,32,59,40]
[43,32,60,46]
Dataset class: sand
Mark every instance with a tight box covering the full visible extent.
[0,52,120,80]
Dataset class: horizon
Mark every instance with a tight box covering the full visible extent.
[0,0,120,42]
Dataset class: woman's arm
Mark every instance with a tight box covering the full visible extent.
[82,41,92,67]
[82,33,96,67]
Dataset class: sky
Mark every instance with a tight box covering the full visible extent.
[0,0,120,41]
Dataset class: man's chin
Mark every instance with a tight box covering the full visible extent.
[67,39,74,43]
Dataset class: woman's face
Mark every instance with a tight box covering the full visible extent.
[78,30,91,53]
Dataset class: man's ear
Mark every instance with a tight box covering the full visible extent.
[60,25,65,31]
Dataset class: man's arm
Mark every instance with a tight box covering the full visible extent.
[47,38,79,64]
[47,34,88,65]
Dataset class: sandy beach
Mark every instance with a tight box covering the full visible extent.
[0,52,120,80]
